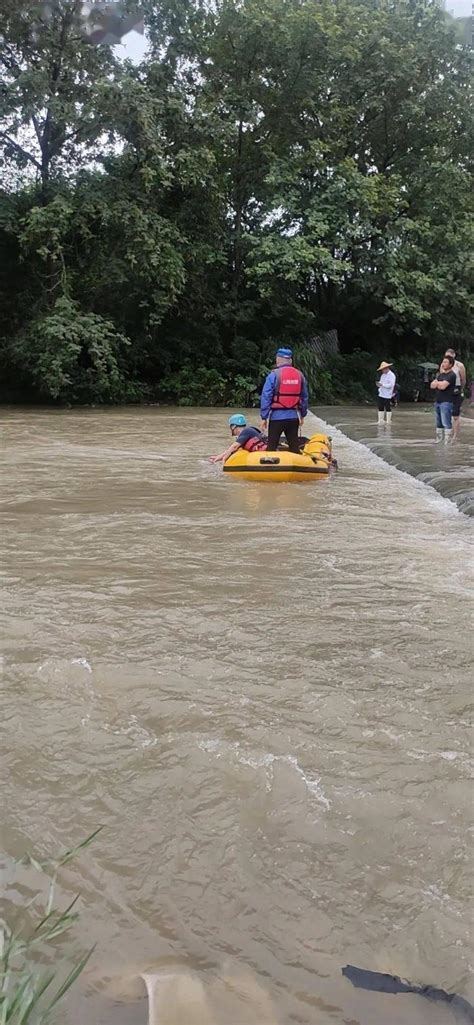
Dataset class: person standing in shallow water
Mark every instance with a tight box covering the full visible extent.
[376,361,396,424]
[445,347,466,441]
[430,354,456,443]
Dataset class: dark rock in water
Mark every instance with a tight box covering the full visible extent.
[342,965,474,1023]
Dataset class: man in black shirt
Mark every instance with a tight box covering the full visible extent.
[445,347,466,440]
[430,355,457,443]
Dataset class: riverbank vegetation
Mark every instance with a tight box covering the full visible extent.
[0,832,99,1023]
[0,0,472,406]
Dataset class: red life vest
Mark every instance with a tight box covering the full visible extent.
[242,434,267,452]
[271,366,304,410]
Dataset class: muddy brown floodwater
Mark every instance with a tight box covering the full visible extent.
[1,406,473,1025]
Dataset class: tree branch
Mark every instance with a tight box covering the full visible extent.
[31,114,43,150]
[0,132,42,171]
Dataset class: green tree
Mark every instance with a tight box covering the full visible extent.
[0,0,119,198]
[0,2,188,400]
[0,0,472,403]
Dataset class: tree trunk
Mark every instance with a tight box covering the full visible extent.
[231,117,244,352]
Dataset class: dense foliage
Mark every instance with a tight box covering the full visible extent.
[0,0,472,404]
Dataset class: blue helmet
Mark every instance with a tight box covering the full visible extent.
[228,414,247,427]
[276,347,293,359]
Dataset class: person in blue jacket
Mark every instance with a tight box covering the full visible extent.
[260,347,309,452]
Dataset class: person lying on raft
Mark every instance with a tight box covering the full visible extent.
[209,414,267,463]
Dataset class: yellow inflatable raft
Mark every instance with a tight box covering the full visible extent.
[223,433,333,483]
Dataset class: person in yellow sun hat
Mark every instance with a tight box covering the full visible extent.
[376,361,397,424]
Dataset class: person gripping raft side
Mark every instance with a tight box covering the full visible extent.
[260,347,309,453]
[209,415,266,464]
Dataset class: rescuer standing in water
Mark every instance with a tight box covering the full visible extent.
[260,347,309,452]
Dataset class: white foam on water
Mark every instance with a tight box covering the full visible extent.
[307,411,467,519]
[198,739,331,809]
[379,728,403,743]
[71,656,92,672]
[103,714,158,749]
[286,755,331,809]
[238,751,276,769]
[198,738,240,756]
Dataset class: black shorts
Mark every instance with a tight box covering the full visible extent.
[452,394,463,417]
[377,397,392,412]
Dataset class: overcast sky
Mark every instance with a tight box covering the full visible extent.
[115,28,149,64]
[444,0,471,14]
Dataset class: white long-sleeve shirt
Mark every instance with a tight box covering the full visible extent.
[378,370,396,399]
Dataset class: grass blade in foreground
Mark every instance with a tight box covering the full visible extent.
[1,831,101,1024]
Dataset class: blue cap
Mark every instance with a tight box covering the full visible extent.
[276,347,293,359]
[228,413,247,427]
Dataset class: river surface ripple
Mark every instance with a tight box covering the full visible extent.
[1,406,473,1025]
